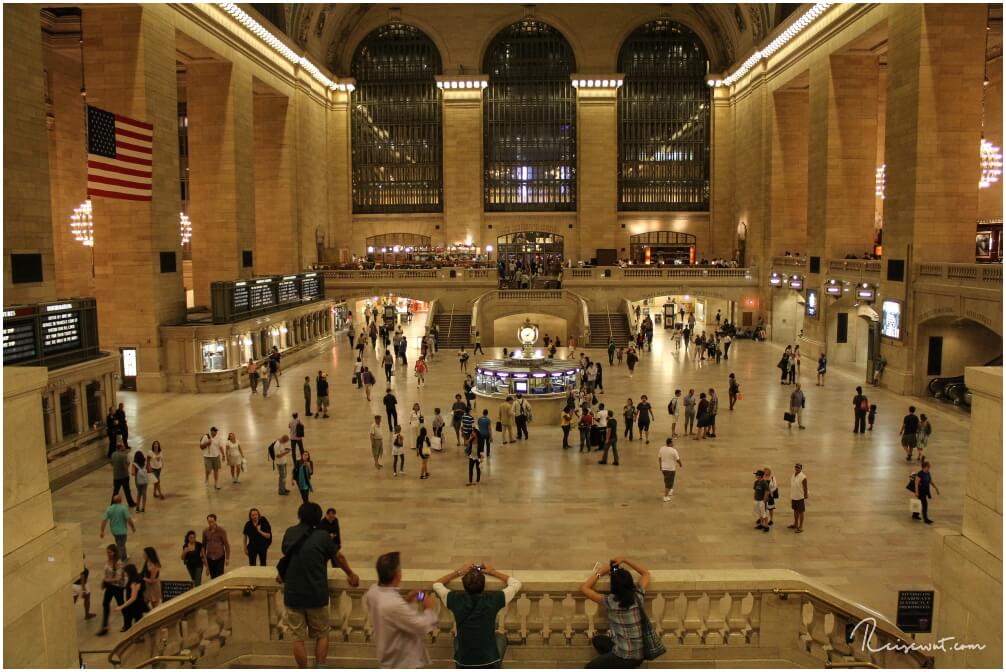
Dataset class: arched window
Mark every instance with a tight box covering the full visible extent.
[483,20,576,211]
[618,21,710,211]
[351,24,443,213]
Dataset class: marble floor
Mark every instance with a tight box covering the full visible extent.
[57,312,973,653]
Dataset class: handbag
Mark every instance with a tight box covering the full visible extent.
[276,529,312,582]
[351,374,358,384]
[495,421,503,432]
[909,498,923,514]
[634,592,666,661]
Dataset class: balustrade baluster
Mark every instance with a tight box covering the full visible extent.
[346,590,369,642]
[724,591,749,645]
[515,593,532,643]
[661,593,685,645]
[583,597,600,640]
[746,592,760,646]
[703,592,727,645]
[681,593,705,645]
[561,593,577,644]
[539,593,558,645]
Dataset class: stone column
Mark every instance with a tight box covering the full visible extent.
[879,4,986,394]
[574,78,619,261]
[439,76,485,250]
[710,85,735,258]
[931,366,1002,668]
[4,5,57,305]
[770,89,809,256]
[188,60,256,305]
[4,368,82,668]
[326,85,353,259]
[293,78,330,269]
[82,5,186,391]
[805,54,881,351]
[253,90,296,275]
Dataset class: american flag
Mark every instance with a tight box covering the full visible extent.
[87,105,153,201]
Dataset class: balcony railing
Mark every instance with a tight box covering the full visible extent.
[772,256,808,269]
[916,262,1002,287]
[828,259,881,275]
[106,568,932,669]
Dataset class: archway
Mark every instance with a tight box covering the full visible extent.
[496,231,565,286]
[914,315,1003,397]
[629,231,696,265]
[493,313,568,349]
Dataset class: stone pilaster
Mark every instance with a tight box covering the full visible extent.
[188,60,256,304]
[326,87,352,258]
[82,5,185,391]
[770,89,809,257]
[253,90,297,275]
[4,5,56,305]
[3,368,82,668]
[293,77,329,269]
[440,76,485,251]
[574,78,619,261]
[710,85,735,257]
[879,4,987,394]
[931,366,1002,668]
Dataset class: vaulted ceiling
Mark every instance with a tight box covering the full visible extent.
[250,3,800,74]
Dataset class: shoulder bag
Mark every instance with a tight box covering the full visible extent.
[277,529,313,582]
[634,592,666,660]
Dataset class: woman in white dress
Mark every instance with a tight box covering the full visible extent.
[225,432,245,484]
[407,402,422,449]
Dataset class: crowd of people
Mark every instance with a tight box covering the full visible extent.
[89,298,946,667]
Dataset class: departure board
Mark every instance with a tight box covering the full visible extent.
[2,299,100,368]
[41,303,81,353]
[278,277,299,304]
[3,310,38,364]
[211,273,326,323]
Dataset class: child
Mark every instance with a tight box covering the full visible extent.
[867,404,878,431]
[616,346,625,365]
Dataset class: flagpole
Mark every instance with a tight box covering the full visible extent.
[78,10,95,279]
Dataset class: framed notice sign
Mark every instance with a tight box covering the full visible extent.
[896,590,934,633]
[881,299,902,339]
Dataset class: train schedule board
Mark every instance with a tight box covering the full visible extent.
[2,298,100,368]
[211,272,326,324]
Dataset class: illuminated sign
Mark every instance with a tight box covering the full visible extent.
[805,289,819,318]
[857,284,876,301]
[789,275,804,290]
[122,347,138,377]
[769,272,783,286]
[825,280,843,296]
[881,299,902,339]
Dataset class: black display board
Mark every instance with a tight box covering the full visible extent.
[211,272,326,324]
[896,590,934,633]
[2,298,100,369]
[161,580,195,602]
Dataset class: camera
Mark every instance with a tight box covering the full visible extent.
[417,591,426,601]
[474,564,483,572]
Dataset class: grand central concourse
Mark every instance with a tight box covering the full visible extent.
[3,3,1003,669]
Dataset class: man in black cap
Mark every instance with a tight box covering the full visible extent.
[753,469,770,532]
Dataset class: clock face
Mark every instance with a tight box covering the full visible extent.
[517,324,538,346]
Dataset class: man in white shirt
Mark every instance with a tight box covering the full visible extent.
[668,389,682,437]
[364,552,438,668]
[200,427,224,489]
[272,434,293,496]
[658,438,683,502]
[512,395,531,441]
[788,463,809,533]
[369,416,384,469]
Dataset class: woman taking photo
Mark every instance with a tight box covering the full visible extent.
[180,530,204,586]
[225,432,245,484]
[141,547,162,609]
[580,557,653,668]
[147,441,164,499]
[130,452,149,513]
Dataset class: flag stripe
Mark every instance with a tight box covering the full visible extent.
[115,114,153,131]
[115,126,153,142]
[88,174,152,190]
[106,153,152,167]
[115,133,152,149]
[117,146,153,160]
[87,180,151,195]
[87,159,152,178]
[116,140,152,154]
[87,187,152,201]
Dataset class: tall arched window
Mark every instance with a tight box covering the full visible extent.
[618,20,710,211]
[351,24,443,213]
[483,20,576,211]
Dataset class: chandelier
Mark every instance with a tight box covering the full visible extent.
[875,164,886,200]
[70,199,94,247]
[979,139,1002,189]
[179,212,192,245]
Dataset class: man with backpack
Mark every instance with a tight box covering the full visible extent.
[289,413,305,461]
[668,389,682,437]
[512,394,532,441]
[315,371,330,419]
[852,386,869,434]
[269,435,293,496]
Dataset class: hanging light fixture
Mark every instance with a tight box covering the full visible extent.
[179,212,193,245]
[70,199,94,247]
[875,164,886,200]
[979,139,1003,189]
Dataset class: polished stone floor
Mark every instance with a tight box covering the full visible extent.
[58,312,972,652]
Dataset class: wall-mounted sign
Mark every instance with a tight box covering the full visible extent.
[211,272,326,324]
[881,299,902,339]
[896,590,934,633]
[857,284,876,301]
[2,298,100,368]
[789,275,804,290]
[825,280,843,296]
[122,347,138,377]
[805,289,819,318]
[769,272,783,287]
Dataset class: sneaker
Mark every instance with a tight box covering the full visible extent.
[662,496,672,502]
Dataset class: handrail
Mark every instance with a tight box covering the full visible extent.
[108,584,260,666]
[135,654,199,668]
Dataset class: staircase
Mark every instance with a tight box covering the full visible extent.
[587,311,631,347]
[433,311,472,348]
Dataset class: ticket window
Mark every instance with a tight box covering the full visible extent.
[201,341,226,372]
[493,374,510,394]
[240,336,254,364]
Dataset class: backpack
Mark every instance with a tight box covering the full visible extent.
[924,422,932,436]
[295,422,305,438]
[858,397,869,412]
[520,400,532,422]
[267,441,277,470]
[669,398,678,415]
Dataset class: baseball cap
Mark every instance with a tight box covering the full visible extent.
[754,469,765,476]
[794,463,803,469]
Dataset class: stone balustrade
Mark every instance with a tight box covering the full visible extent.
[827,259,882,275]
[106,568,932,669]
[323,268,498,283]
[771,256,808,269]
[916,262,1002,286]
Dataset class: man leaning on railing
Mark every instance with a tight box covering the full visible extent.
[433,561,523,669]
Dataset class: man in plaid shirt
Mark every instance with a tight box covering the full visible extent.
[579,556,652,667]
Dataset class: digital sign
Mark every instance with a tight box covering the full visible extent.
[856,285,876,301]
[2,298,99,368]
[789,275,804,290]
[805,289,819,318]
[211,272,326,324]
[824,280,842,296]
[881,299,902,339]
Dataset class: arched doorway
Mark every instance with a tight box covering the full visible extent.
[496,231,565,286]
[914,315,1003,397]
[629,231,696,265]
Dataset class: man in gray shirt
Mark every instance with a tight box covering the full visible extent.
[683,389,697,436]
[110,441,136,508]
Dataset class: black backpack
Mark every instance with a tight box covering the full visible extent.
[267,441,277,470]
